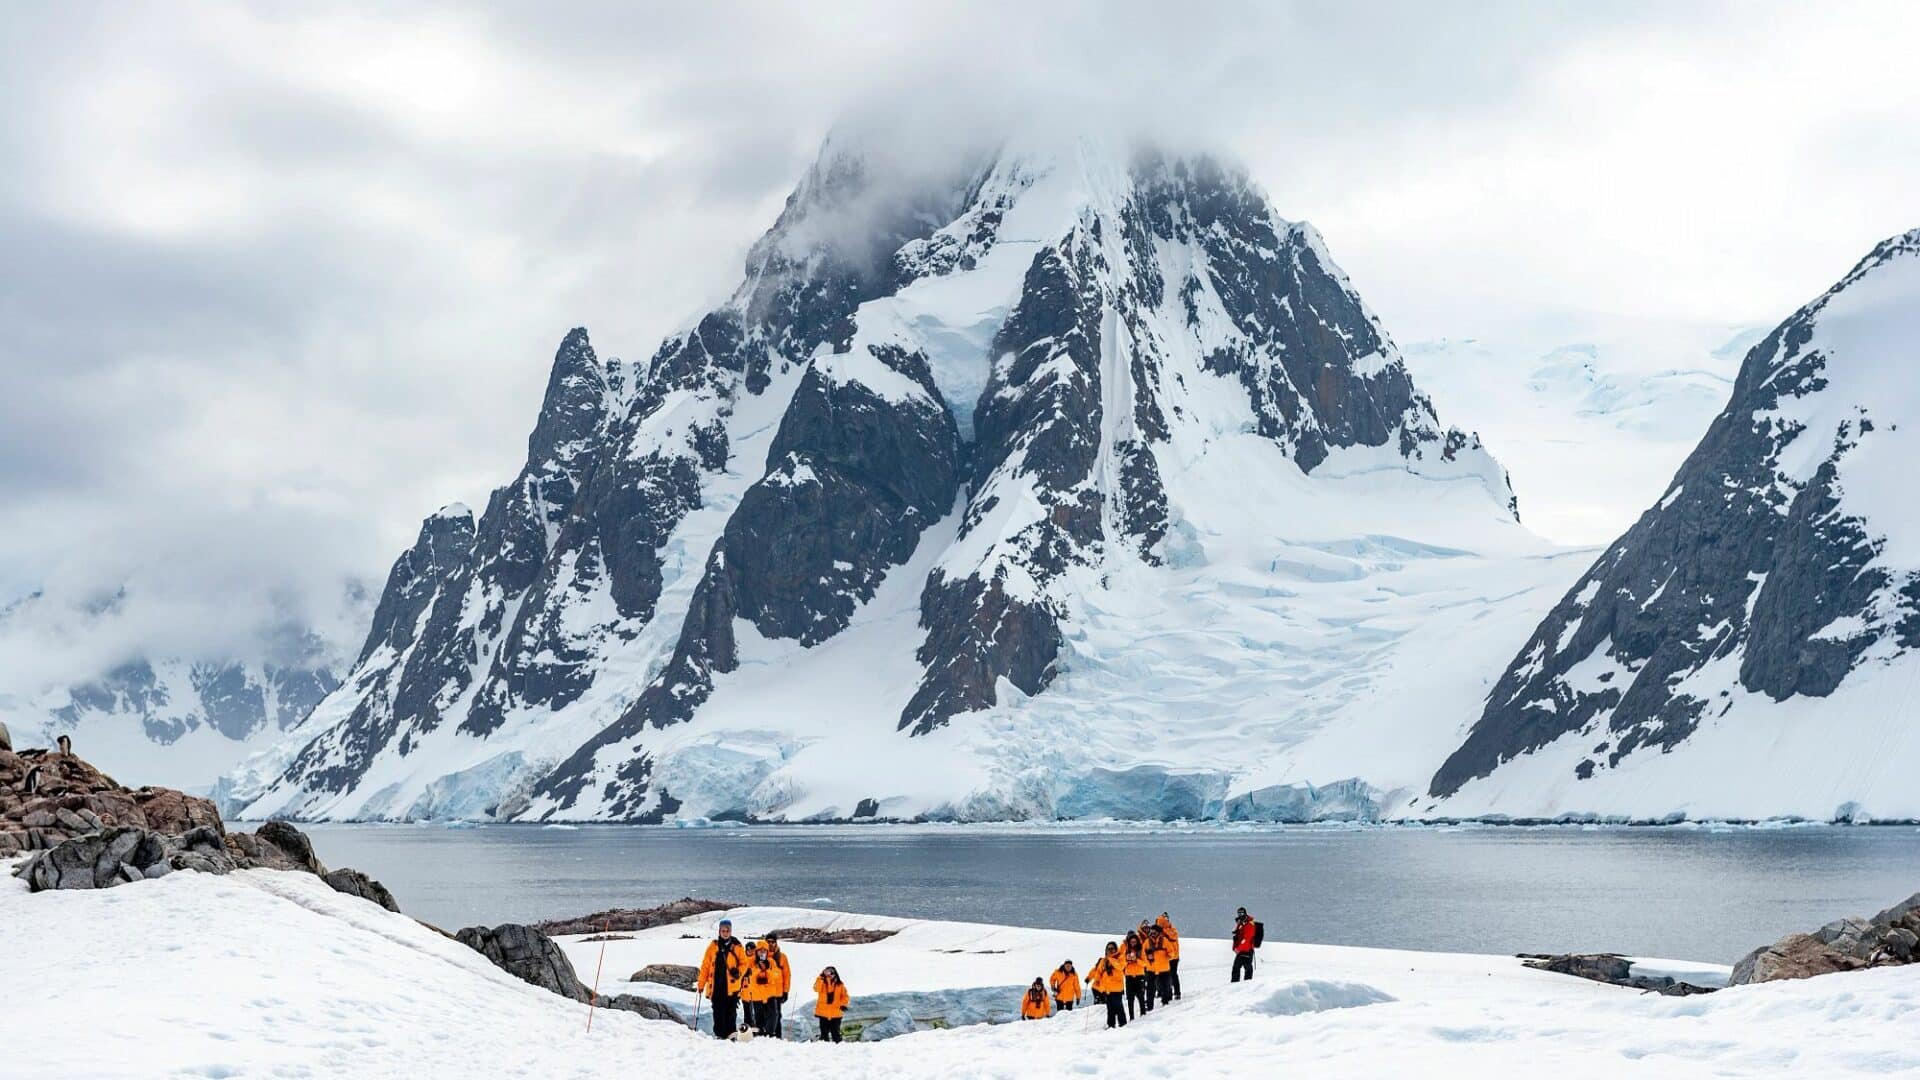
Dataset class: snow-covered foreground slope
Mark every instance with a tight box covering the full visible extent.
[6,866,1918,1079]
[1427,230,1920,823]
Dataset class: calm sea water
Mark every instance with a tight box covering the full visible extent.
[301,823,1920,963]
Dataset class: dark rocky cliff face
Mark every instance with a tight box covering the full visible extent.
[1431,231,1920,801]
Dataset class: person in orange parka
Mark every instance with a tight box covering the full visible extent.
[1048,960,1081,1012]
[1087,942,1129,1029]
[1020,978,1053,1020]
[744,932,793,1037]
[1121,930,1149,1018]
[695,919,748,1039]
[1156,913,1182,1000]
[1144,925,1174,1006]
[738,943,785,1036]
[813,966,850,1043]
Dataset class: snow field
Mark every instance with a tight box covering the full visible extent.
[6,863,1916,1079]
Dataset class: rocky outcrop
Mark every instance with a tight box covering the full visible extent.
[129,786,225,836]
[1,747,222,856]
[1519,953,1716,996]
[3,743,397,914]
[1730,890,1920,985]
[456,921,678,1021]
[323,868,401,912]
[531,897,733,937]
[12,825,237,890]
[600,994,680,1022]
[0,720,11,752]
[628,963,698,991]
[457,923,592,1001]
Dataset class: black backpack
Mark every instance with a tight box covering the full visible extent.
[1253,921,1266,948]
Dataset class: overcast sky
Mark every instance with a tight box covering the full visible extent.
[3,1,1917,680]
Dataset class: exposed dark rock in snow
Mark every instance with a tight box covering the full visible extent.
[1519,953,1716,996]
[323,868,401,912]
[454,921,678,1020]
[1433,230,1920,804]
[532,898,733,937]
[3,747,411,922]
[628,963,698,991]
[457,923,592,1001]
[768,926,898,945]
[13,824,240,891]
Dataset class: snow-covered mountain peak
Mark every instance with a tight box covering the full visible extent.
[233,131,1540,825]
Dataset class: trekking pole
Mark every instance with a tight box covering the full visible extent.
[691,993,702,1034]
[585,918,609,1034]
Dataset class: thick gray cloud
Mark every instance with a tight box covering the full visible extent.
[2,1,1917,686]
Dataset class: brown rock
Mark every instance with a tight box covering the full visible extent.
[131,787,224,836]
[1730,933,1866,985]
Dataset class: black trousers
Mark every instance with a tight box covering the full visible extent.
[817,1016,843,1043]
[765,997,784,1038]
[1054,998,1074,1011]
[1125,974,1147,1016]
[710,992,739,1039]
[1153,970,1172,1004]
[1100,990,1127,1028]
[1169,958,1181,999]
[1232,951,1255,982]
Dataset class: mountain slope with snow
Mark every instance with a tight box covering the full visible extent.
[1426,230,1920,821]
[1401,322,1751,545]
[231,133,1578,824]
[0,590,345,793]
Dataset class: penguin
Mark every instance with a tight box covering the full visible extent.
[56,734,72,757]
[24,764,42,795]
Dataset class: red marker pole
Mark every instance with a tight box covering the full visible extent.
[586,919,609,1033]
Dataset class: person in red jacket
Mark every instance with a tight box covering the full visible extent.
[1231,906,1259,982]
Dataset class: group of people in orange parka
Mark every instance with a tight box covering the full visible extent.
[695,920,850,1043]
[697,907,1262,1041]
[1022,911,1211,1029]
